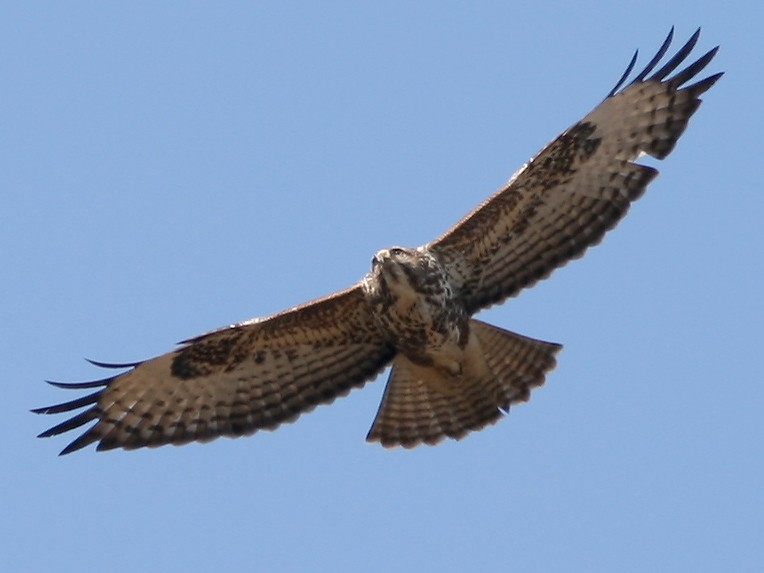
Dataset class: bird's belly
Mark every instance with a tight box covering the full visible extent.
[379,299,466,375]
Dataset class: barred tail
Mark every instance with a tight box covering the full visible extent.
[366,320,561,448]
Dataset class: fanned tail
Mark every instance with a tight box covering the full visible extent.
[366,320,561,448]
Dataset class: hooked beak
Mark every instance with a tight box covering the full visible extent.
[371,249,389,268]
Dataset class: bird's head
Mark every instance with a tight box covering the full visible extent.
[363,246,443,304]
[371,246,420,277]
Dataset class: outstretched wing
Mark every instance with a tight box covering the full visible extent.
[34,285,395,455]
[429,28,722,314]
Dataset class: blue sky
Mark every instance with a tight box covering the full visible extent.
[3,3,762,572]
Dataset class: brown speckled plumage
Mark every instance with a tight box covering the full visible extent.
[35,29,721,454]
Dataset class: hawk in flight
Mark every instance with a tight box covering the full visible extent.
[36,29,722,454]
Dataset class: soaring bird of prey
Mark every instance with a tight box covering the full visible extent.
[35,29,722,455]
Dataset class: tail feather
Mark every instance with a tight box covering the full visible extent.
[366,320,561,448]
[471,320,562,410]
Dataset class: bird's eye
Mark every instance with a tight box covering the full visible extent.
[389,247,404,256]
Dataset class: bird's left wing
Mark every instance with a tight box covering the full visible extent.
[34,284,395,454]
[428,29,722,315]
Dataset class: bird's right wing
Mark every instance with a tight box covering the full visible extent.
[34,284,395,454]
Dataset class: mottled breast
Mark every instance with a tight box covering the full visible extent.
[361,246,468,373]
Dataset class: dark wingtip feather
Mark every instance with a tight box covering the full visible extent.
[95,438,121,452]
[59,429,100,456]
[44,377,113,390]
[607,28,721,101]
[649,27,701,81]
[31,390,102,415]
[35,373,113,453]
[668,46,720,88]
[85,358,142,369]
[628,27,675,86]
[688,71,724,94]
[607,49,638,97]
[36,360,130,454]
[37,408,98,438]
